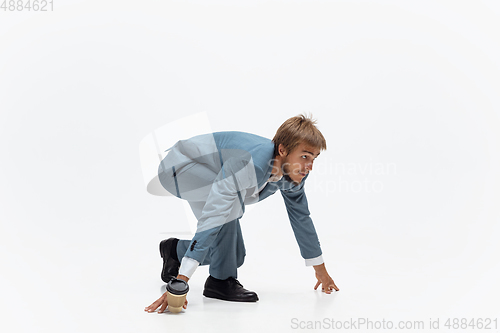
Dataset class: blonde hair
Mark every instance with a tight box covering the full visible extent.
[272,113,327,156]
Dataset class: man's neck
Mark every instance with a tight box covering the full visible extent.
[271,155,284,178]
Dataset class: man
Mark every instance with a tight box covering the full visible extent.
[144,114,339,314]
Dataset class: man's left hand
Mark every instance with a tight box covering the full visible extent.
[313,263,339,294]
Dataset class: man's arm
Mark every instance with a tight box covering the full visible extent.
[280,176,339,292]
[280,177,323,264]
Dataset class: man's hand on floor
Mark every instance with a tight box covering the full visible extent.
[144,275,190,313]
[313,263,339,294]
[144,291,188,313]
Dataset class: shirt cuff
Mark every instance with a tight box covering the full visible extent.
[178,256,200,279]
[305,254,324,266]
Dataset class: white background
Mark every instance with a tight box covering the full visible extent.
[1,1,499,332]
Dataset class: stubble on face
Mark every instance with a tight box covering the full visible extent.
[281,157,300,186]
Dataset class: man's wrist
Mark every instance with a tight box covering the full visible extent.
[313,263,327,272]
[177,274,189,282]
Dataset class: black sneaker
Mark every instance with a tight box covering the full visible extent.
[203,275,259,302]
[159,238,180,283]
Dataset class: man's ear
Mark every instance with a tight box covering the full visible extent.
[278,144,287,157]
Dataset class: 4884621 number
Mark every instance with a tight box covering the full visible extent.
[1,0,53,11]
[444,318,498,330]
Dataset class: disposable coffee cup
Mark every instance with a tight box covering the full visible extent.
[166,278,189,313]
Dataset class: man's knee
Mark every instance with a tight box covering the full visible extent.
[157,154,180,197]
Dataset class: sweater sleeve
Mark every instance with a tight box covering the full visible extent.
[280,177,323,265]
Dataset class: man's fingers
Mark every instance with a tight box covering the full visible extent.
[144,300,159,312]
[144,295,165,313]
[145,294,188,313]
[145,303,160,312]
[315,278,339,294]
[158,299,168,314]
[314,280,321,290]
[328,279,339,291]
[324,281,339,293]
[321,284,332,294]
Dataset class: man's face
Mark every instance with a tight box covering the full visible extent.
[280,142,320,185]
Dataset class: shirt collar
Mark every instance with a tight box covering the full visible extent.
[268,173,283,182]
